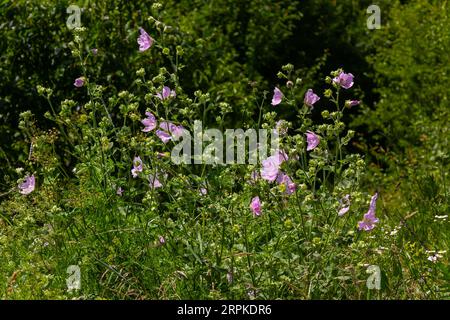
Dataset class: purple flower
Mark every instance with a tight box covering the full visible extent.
[304,89,320,107]
[171,125,185,139]
[73,77,85,88]
[141,112,157,132]
[271,87,283,106]
[159,236,166,245]
[346,100,360,107]
[91,48,98,55]
[305,131,320,151]
[199,188,208,196]
[149,173,163,189]
[250,196,262,216]
[157,122,184,142]
[137,28,153,52]
[156,129,172,144]
[261,157,279,182]
[276,150,289,163]
[160,121,184,138]
[333,72,354,89]
[156,86,176,100]
[116,187,124,196]
[338,194,351,216]
[19,175,35,195]
[358,193,379,231]
[276,172,296,195]
[260,151,288,182]
[131,156,143,178]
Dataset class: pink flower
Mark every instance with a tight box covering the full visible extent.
[333,72,354,89]
[156,130,172,143]
[260,151,288,182]
[276,150,289,163]
[358,193,379,231]
[156,122,184,143]
[261,157,279,182]
[305,131,320,151]
[338,194,351,216]
[304,89,320,107]
[73,77,84,87]
[149,174,163,189]
[346,100,360,107]
[116,187,124,196]
[19,175,35,195]
[137,28,153,52]
[156,86,176,100]
[171,125,185,138]
[141,112,157,132]
[160,122,184,138]
[276,172,296,195]
[131,156,143,178]
[250,196,262,216]
[271,87,283,106]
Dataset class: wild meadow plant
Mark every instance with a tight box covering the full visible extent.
[0,13,447,300]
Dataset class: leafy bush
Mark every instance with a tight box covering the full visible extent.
[358,0,450,149]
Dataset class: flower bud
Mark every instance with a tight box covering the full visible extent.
[324,89,332,98]
[136,68,146,77]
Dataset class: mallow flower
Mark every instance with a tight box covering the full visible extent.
[346,100,360,107]
[156,86,176,100]
[73,77,85,88]
[141,112,157,132]
[19,174,35,195]
[305,131,320,151]
[156,122,184,143]
[131,156,143,178]
[137,27,153,52]
[156,130,172,144]
[304,89,320,107]
[260,151,288,182]
[358,193,379,231]
[149,173,163,189]
[333,72,354,89]
[250,196,262,216]
[276,173,296,195]
[271,87,283,106]
[338,194,351,216]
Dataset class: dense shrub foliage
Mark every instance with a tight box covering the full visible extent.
[0,0,448,299]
